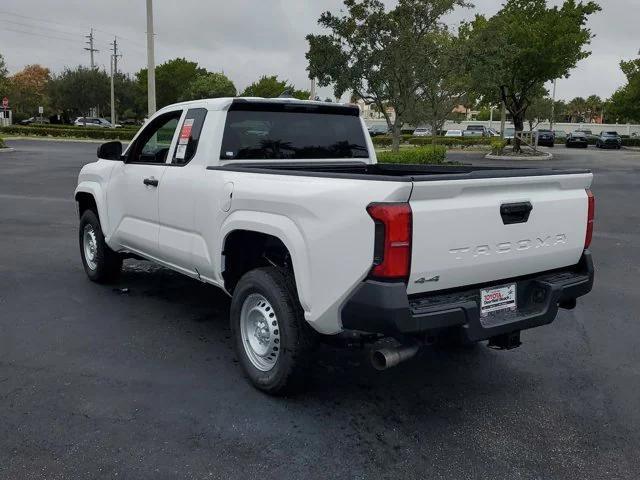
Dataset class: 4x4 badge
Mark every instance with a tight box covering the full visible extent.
[415,275,440,284]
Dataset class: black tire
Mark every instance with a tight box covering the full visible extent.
[79,209,122,283]
[230,267,317,395]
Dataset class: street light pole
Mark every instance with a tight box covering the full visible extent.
[146,0,156,117]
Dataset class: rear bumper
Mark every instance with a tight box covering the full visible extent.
[341,251,594,342]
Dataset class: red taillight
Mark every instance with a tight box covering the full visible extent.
[585,189,595,249]
[366,203,412,281]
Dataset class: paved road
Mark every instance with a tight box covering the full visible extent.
[1,140,639,479]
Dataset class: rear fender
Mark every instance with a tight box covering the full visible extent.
[220,211,311,314]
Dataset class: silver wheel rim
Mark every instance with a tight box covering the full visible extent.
[240,293,280,372]
[83,224,98,270]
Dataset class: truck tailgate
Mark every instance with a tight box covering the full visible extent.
[407,172,592,295]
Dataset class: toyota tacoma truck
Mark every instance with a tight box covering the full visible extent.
[75,98,595,394]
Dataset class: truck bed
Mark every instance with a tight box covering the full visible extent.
[208,161,590,182]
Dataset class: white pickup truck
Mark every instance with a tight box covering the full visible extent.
[75,97,594,394]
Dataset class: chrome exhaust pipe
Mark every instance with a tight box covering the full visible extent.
[371,343,420,371]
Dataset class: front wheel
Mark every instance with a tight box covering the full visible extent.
[79,209,122,283]
[230,267,316,395]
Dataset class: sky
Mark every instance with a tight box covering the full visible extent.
[0,0,637,102]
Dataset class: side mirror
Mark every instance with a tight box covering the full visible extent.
[97,141,123,161]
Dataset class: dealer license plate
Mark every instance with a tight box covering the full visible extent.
[480,284,517,317]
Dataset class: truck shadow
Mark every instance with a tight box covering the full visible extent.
[115,260,526,405]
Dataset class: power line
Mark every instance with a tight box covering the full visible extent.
[0,26,79,44]
[0,18,81,39]
[0,10,146,51]
[0,10,89,34]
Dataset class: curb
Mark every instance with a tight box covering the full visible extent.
[485,151,553,161]
[0,147,15,153]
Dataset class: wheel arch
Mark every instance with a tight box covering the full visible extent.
[220,212,311,314]
[75,182,110,236]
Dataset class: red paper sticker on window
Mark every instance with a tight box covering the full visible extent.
[179,118,194,145]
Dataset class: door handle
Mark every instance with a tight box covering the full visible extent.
[500,202,533,224]
[143,177,159,187]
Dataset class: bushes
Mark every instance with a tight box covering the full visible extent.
[0,136,5,148]
[0,125,136,141]
[377,146,447,164]
[623,137,640,147]
[371,135,493,148]
[490,139,508,154]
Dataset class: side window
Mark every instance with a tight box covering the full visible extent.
[128,111,182,164]
[172,108,207,165]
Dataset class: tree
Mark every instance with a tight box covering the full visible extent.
[408,30,470,146]
[7,64,51,115]
[607,55,640,123]
[181,72,236,101]
[241,75,308,100]
[48,66,110,117]
[523,94,553,131]
[307,0,469,151]
[0,53,8,97]
[136,58,206,110]
[462,0,600,151]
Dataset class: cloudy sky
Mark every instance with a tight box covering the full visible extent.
[0,0,637,101]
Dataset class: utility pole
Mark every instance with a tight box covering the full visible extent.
[110,37,122,127]
[84,28,98,69]
[550,78,557,131]
[309,78,316,101]
[146,0,157,116]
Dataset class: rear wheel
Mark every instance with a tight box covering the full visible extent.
[230,267,316,395]
[79,209,122,283]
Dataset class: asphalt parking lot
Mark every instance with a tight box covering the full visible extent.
[1,139,639,479]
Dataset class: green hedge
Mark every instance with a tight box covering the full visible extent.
[0,136,5,148]
[0,125,136,140]
[377,146,447,164]
[623,138,640,147]
[371,135,493,147]
[23,123,139,132]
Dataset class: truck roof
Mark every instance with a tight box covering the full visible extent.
[159,96,356,113]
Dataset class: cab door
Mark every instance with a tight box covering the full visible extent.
[106,109,183,258]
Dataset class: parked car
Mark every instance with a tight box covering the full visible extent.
[487,128,500,137]
[462,125,487,137]
[566,131,589,148]
[74,117,120,128]
[367,124,389,137]
[576,128,598,142]
[18,116,50,126]
[412,127,432,137]
[502,127,516,143]
[595,131,622,149]
[75,97,595,394]
[535,129,555,147]
[444,129,463,137]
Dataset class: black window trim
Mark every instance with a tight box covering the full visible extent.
[125,109,183,166]
[170,107,208,167]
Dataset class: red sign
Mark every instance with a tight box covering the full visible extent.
[1,97,8,110]
[179,118,194,144]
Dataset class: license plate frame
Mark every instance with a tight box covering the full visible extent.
[480,283,517,317]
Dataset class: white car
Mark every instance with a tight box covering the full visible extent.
[412,127,432,136]
[74,117,120,128]
[75,97,595,394]
[444,129,463,137]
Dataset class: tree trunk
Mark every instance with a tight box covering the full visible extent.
[513,114,524,153]
[391,118,402,153]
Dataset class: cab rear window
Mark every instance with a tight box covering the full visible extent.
[220,103,368,160]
